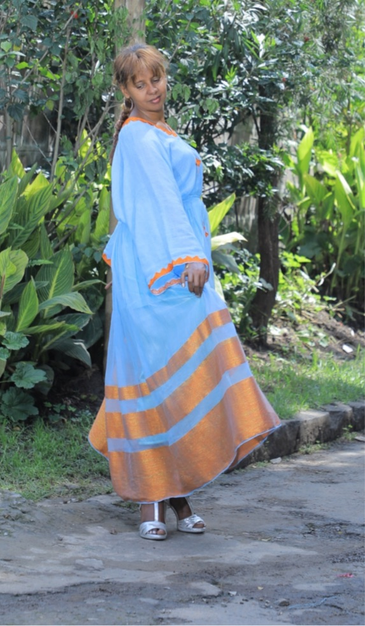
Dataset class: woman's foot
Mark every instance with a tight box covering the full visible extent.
[168,497,206,533]
[139,502,167,540]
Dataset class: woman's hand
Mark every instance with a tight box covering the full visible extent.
[180,262,208,297]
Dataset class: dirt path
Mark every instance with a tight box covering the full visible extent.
[0,439,364,625]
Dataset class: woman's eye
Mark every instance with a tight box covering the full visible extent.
[153,77,160,83]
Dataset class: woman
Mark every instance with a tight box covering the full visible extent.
[89,43,281,541]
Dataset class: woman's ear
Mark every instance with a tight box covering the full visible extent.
[120,85,130,99]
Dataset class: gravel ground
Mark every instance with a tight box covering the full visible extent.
[0,439,364,626]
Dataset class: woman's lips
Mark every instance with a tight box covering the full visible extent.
[150,96,161,104]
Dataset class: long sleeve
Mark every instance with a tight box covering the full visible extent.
[109,120,208,295]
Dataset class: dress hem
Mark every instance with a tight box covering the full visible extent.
[88,423,282,504]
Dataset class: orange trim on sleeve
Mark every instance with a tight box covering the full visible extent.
[123,117,177,137]
[148,256,209,290]
[196,158,201,166]
[102,253,111,267]
[150,277,181,295]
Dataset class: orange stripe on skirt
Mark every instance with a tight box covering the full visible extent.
[92,376,279,502]
[106,335,246,440]
[105,308,231,401]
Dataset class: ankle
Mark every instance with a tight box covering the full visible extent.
[169,497,191,520]
[140,502,165,524]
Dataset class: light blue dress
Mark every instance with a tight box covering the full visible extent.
[89,117,280,503]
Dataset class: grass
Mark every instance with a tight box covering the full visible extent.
[251,348,364,420]
[0,410,111,500]
[0,349,363,501]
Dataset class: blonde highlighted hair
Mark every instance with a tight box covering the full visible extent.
[110,44,168,163]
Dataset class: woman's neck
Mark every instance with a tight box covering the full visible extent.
[131,107,165,124]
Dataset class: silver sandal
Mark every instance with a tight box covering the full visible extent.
[168,497,206,533]
[139,502,167,541]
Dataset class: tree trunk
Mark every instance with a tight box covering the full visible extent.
[250,106,280,345]
[103,0,146,371]
[250,195,280,338]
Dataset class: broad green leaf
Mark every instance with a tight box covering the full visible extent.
[214,274,225,301]
[75,197,92,244]
[38,292,92,318]
[21,322,78,335]
[1,41,12,52]
[349,127,365,159]
[0,249,28,294]
[18,164,38,196]
[0,388,38,421]
[52,313,91,342]
[76,315,103,349]
[36,249,74,303]
[211,249,241,273]
[296,197,312,212]
[22,172,50,198]
[91,187,110,243]
[72,279,104,291]
[0,359,7,378]
[0,348,10,360]
[34,364,54,395]
[11,185,53,248]
[10,150,25,177]
[319,154,338,177]
[303,174,327,204]
[38,327,79,354]
[20,14,38,30]
[354,163,365,210]
[10,362,47,389]
[55,313,91,328]
[211,232,246,251]
[16,278,39,332]
[0,176,17,235]
[0,248,15,280]
[296,127,314,180]
[208,193,236,235]
[27,259,54,268]
[48,187,73,212]
[51,338,91,367]
[21,229,40,259]
[4,250,28,293]
[334,171,356,228]
[320,192,335,221]
[3,330,29,350]
[39,222,53,260]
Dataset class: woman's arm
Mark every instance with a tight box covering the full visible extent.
[112,122,209,296]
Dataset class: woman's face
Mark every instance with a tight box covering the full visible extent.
[121,67,167,120]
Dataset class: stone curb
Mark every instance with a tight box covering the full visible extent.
[237,399,365,469]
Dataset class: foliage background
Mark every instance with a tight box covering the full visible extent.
[0,0,364,421]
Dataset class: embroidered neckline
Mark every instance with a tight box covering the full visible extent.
[123,116,178,137]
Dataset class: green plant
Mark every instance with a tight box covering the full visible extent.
[147,0,365,340]
[0,412,110,500]
[0,0,130,170]
[252,349,364,420]
[274,251,335,324]
[342,424,356,441]
[283,126,365,314]
[214,248,266,338]
[0,151,110,421]
[299,441,329,455]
